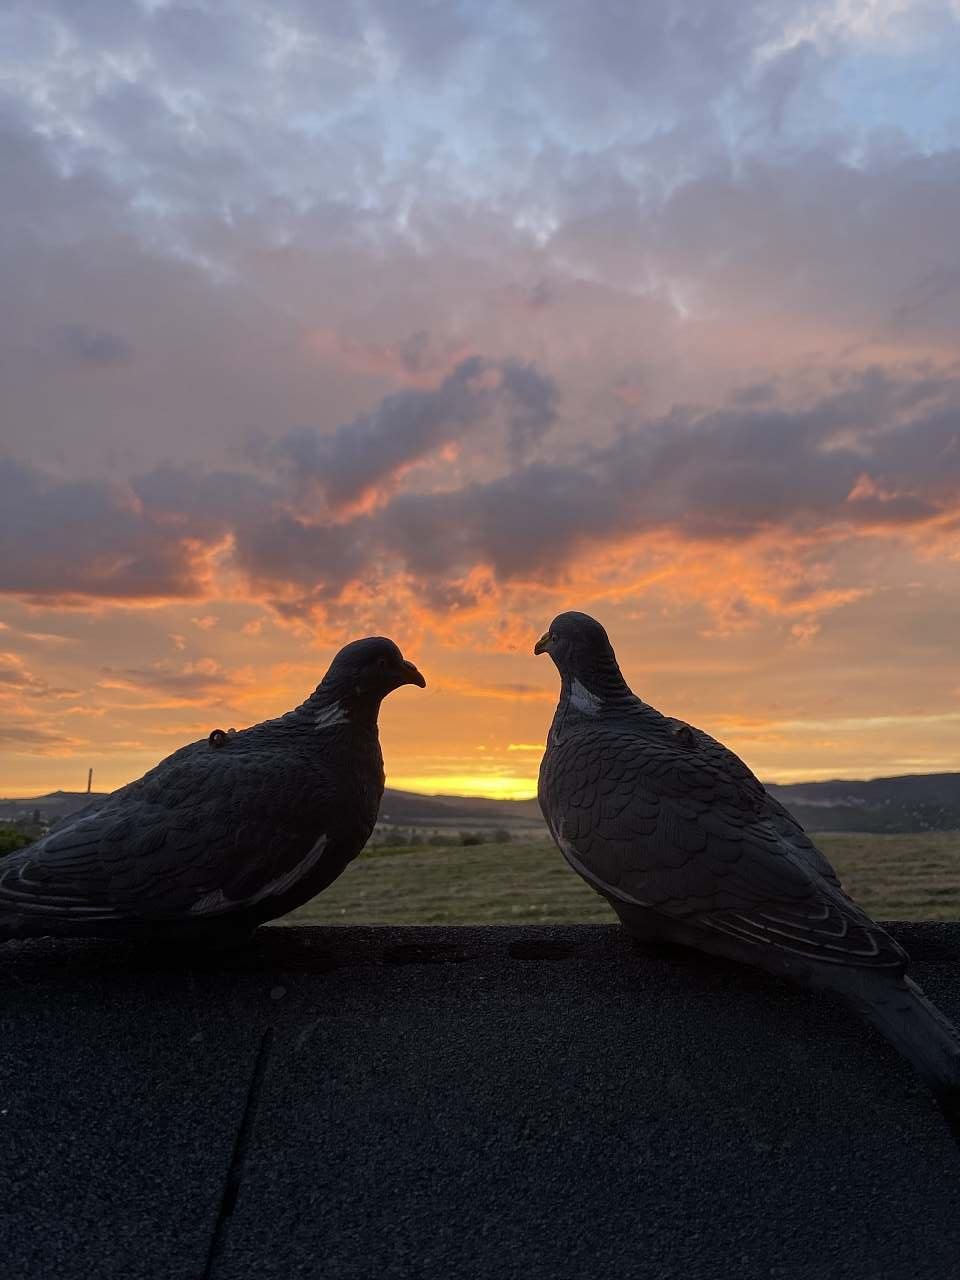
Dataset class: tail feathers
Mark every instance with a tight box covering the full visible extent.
[854,976,960,1142]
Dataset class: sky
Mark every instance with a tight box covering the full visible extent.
[2,0,960,800]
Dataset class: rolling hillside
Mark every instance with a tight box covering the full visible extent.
[4,772,960,835]
[767,774,960,834]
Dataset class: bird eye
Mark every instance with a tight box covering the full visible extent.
[376,657,387,669]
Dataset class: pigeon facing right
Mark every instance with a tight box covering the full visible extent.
[0,636,425,944]
[535,611,960,1131]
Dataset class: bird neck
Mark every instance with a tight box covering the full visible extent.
[561,654,636,713]
[293,685,383,735]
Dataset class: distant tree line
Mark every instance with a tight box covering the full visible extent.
[0,826,32,855]
[372,827,514,848]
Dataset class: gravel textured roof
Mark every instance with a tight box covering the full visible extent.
[2,921,959,1279]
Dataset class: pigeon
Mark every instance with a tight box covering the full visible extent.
[535,611,960,1130]
[0,637,425,944]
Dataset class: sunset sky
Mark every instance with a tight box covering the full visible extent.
[3,1,960,800]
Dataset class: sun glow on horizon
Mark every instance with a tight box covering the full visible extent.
[387,774,539,802]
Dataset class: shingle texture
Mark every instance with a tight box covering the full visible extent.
[2,921,959,1280]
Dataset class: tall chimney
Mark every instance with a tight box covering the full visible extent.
[86,768,93,795]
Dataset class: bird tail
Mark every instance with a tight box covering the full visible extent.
[851,975,960,1142]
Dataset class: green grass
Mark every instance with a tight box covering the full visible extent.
[0,828,31,856]
[813,831,960,922]
[287,831,960,927]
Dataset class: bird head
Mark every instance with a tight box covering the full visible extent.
[534,611,617,682]
[321,636,426,706]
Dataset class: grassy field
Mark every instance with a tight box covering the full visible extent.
[287,831,960,927]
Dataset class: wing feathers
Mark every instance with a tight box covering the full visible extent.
[540,716,904,973]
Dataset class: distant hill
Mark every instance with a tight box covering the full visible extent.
[4,774,960,835]
[380,775,960,834]
[377,788,543,831]
[0,788,545,833]
[767,773,960,834]
[0,790,106,824]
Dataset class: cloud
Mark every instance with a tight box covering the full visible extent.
[0,650,77,698]
[305,327,473,386]
[3,363,957,633]
[4,0,960,801]
[0,721,85,755]
[433,677,554,703]
[0,651,49,694]
[345,366,960,589]
[0,354,555,603]
[261,356,558,512]
[0,458,212,604]
[3,15,960,500]
[96,658,246,706]
[50,323,133,366]
[758,0,935,58]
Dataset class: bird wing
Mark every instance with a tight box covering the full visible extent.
[0,739,336,922]
[542,722,905,971]
[675,720,847,890]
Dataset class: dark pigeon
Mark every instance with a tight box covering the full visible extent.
[0,637,425,943]
[535,610,960,1131]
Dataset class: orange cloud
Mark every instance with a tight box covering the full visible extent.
[432,675,554,703]
[95,657,253,708]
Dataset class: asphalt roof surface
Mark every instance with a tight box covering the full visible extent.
[2,921,959,1280]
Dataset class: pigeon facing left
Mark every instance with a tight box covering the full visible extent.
[0,637,425,943]
[535,611,960,1132]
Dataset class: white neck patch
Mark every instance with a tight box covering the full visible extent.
[570,679,603,715]
[315,701,348,730]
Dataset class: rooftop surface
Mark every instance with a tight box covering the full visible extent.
[2,921,960,1279]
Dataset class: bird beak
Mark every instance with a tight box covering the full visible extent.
[534,633,551,656]
[400,660,426,688]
